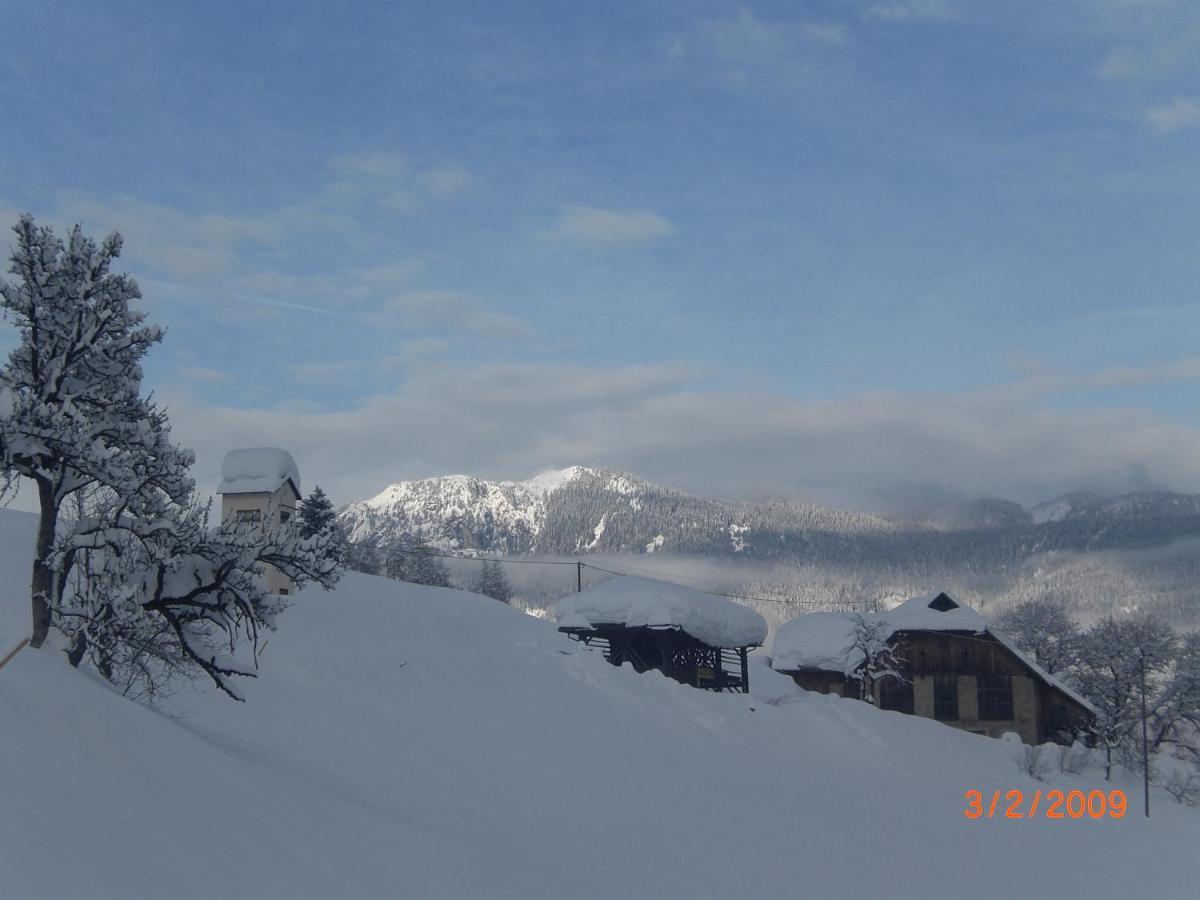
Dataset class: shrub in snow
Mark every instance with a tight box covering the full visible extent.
[1015,743,1052,781]
[1057,742,1094,776]
[1160,762,1200,806]
[0,215,342,700]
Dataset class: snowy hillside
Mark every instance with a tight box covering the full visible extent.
[1,508,1196,898]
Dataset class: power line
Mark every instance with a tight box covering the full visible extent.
[580,561,866,608]
[343,539,577,565]
[344,538,867,608]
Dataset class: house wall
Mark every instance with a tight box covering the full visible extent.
[784,631,1084,746]
[219,483,300,595]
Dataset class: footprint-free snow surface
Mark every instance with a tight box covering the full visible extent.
[0,508,1195,898]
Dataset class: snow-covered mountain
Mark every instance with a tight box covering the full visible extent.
[340,468,1200,563]
[338,472,1200,622]
[338,467,592,555]
[337,466,898,556]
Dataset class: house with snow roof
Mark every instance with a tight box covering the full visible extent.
[217,448,302,595]
[770,592,1096,745]
[556,575,768,693]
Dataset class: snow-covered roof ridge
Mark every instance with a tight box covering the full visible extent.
[218,448,301,497]
[556,574,768,649]
[770,591,1096,713]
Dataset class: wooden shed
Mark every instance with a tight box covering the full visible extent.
[557,575,768,693]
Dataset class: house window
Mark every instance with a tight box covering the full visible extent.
[278,587,290,596]
[234,509,261,524]
[933,675,959,720]
[878,677,914,714]
[977,673,1014,720]
[280,508,292,524]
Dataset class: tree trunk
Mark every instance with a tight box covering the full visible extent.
[29,478,58,648]
[66,630,87,668]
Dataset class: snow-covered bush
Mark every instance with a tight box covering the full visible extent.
[1015,743,1052,781]
[1058,742,1093,776]
[1160,762,1200,806]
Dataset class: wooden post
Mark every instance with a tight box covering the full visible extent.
[740,647,749,694]
[1141,652,1150,818]
[577,561,582,593]
[0,638,30,673]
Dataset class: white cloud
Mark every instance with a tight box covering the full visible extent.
[419,166,476,196]
[703,10,846,61]
[863,1,961,24]
[384,290,534,339]
[178,366,235,385]
[161,359,1200,513]
[1146,96,1200,132]
[1093,4,1200,80]
[330,150,408,182]
[285,361,364,383]
[548,205,674,247]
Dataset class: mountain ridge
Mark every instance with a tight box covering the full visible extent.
[337,467,1200,560]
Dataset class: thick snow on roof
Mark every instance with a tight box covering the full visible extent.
[556,575,767,649]
[770,591,1096,713]
[772,593,987,673]
[217,448,301,496]
[769,612,863,673]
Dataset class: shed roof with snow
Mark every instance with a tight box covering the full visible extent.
[217,448,301,498]
[556,575,768,650]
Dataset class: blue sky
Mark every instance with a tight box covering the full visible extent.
[2,0,1199,509]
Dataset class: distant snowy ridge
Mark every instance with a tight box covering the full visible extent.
[337,466,900,557]
[339,467,594,554]
[339,469,1200,573]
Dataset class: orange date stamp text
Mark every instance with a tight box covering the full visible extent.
[964,789,1126,820]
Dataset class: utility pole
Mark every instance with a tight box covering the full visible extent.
[1140,651,1150,818]
[577,561,582,593]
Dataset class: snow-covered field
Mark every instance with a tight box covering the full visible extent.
[0,508,1196,898]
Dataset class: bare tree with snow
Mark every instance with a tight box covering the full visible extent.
[0,215,342,699]
[994,598,1080,676]
[1074,614,1177,780]
[844,613,906,704]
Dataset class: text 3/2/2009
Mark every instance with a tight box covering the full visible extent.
[964,789,1127,819]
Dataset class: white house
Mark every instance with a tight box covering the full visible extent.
[217,448,302,595]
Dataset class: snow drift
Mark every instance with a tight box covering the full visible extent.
[0,508,1195,898]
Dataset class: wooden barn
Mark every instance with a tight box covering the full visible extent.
[557,575,768,693]
[771,592,1096,745]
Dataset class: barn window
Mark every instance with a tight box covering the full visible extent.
[933,675,959,720]
[977,674,1014,720]
[878,677,914,714]
[235,509,261,524]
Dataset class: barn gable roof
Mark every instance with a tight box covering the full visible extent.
[770,591,1097,715]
